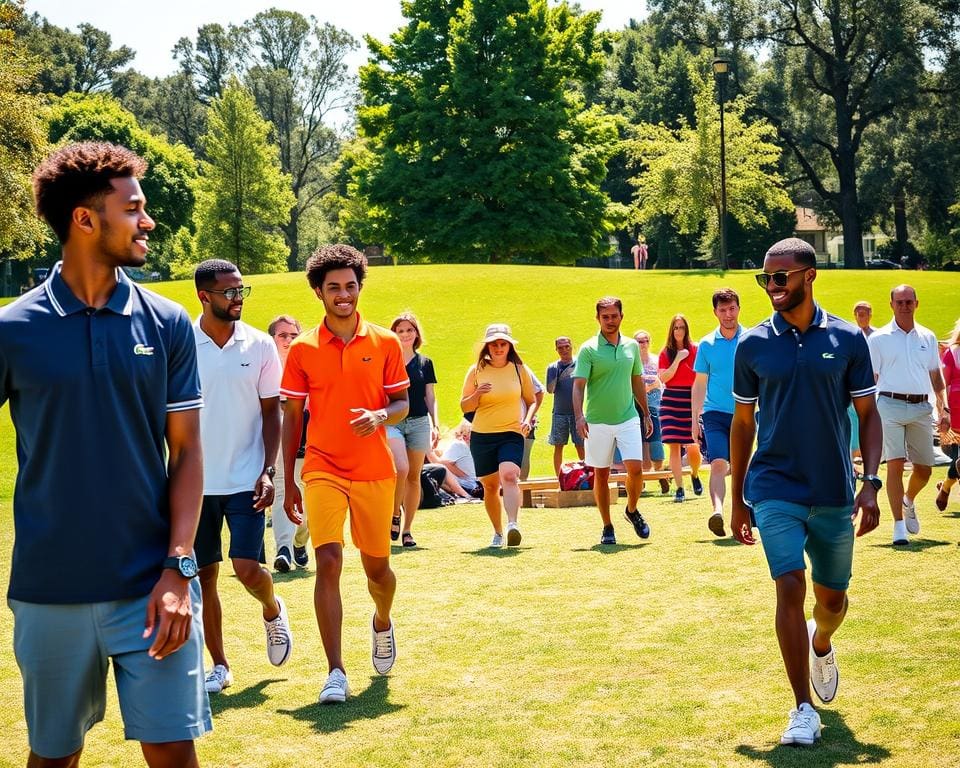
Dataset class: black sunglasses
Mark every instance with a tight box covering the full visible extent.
[205,286,251,301]
[754,268,809,288]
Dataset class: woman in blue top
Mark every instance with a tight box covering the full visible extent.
[388,312,439,547]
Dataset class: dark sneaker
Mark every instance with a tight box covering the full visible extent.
[273,546,292,573]
[293,545,309,568]
[674,488,685,503]
[625,508,650,539]
[600,525,616,545]
[659,479,670,494]
[708,513,726,537]
[692,476,704,496]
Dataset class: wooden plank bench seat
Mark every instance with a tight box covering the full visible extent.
[518,467,692,508]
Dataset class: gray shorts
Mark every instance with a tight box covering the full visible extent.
[548,413,584,447]
[877,397,936,466]
[9,579,211,759]
[386,414,432,452]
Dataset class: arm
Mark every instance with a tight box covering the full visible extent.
[145,408,203,660]
[280,398,306,524]
[253,396,281,511]
[460,366,490,412]
[729,401,757,545]
[631,374,654,438]
[691,373,708,442]
[572,377,588,439]
[930,367,950,430]
[545,364,557,394]
[658,350,688,384]
[851,394,882,537]
[350,388,409,436]
[425,382,440,447]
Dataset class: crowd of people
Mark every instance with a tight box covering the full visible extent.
[2,142,958,764]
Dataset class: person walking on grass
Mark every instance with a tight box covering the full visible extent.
[658,314,703,502]
[460,324,538,548]
[730,237,882,747]
[867,284,950,545]
[546,336,585,477]
[635,330,670,495]
[192,260,292,695]
[1,142,209,766]
[936,318,960,511]
[572,297,654,546]
[388,312,440,549]
[691,288,743,537]
[280,245,409,704]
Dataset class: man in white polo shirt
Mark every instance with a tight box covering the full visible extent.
[868,284,951,544]
[192,259,292,694]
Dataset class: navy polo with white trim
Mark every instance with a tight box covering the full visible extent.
[0,262,202,603]
[733,304,876,507]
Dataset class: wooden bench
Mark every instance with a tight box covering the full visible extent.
[518,468,692,508]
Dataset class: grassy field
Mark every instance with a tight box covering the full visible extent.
[1,266,959,766]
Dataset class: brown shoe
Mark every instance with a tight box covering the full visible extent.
[935,482,950,512]
[659,478,670,494]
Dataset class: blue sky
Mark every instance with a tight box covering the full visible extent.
[26,0,648,79]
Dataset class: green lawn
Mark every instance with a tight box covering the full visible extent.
[1,266,959,766]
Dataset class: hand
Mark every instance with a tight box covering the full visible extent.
[431,425,440,448]
[643,414,654,438]
[852,485,881,537]
[252,473,274,511]
[349,408,383,436]
[691,418,700,442]
[284,483,304,525]
[939,413,951,431]
[143,569,193,660]
[475,382,493,397]
[676,349,690,362]
[576,416,589,440]
[519,421,532,437]
[731,500,756,545]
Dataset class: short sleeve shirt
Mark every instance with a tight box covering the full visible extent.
[574,333,642,425]
[405,353,437,419]
[281,314,409,481]
[733,305,876,507]
[693,326,743,414]
[867,320,940,395]
[465,362,535,434]
[658,345,698,388]
[442,439,477,481]
[546,359,577,415]
[0,262,202,603]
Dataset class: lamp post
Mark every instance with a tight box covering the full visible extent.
[713,57,731,271]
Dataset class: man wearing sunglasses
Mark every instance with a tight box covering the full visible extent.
[730,238,882,746]
[192,259,292,696]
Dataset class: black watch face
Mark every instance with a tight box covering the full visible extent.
[179,557,199,578]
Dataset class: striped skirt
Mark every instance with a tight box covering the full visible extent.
[660,386,694,444]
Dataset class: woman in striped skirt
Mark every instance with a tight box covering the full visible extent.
[658,314,703,503]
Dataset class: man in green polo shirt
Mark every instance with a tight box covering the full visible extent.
[573,297,654,545]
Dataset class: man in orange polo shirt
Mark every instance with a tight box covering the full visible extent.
[280,244,409,704]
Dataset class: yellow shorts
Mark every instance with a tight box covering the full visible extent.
[302,471,395,558]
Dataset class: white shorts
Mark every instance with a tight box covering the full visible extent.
[585,417,644,468]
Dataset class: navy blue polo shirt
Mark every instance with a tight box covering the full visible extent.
[733,305,875,507]
[0,262,202,604]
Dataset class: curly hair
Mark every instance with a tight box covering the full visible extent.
[305,244,367,289]
[32,142,148,244]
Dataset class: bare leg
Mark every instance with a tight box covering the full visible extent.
[360,553,396,632]
[669,444,684,491]
[28,751,82,768]
[593,466,612,526]
[141,741,200,768]
[623,459,644,511]
[388,437,409,526]
[575,443,585,461]
[885,458,906,520]
[811,583,848,655]
[500,462,521,524]
[480,474,503,534]
[441,470,470,497]
[686,442,702,483]
[774,570,812,707]
[553,444,564,477]
[709,458,728,517]
[403,448,426,534]
[198,563,226,668]
[905,463,932,503]
[232,558,279,621]
[313,543,344,673]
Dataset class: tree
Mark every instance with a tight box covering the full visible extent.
[355,0,618,263]
[629,64,793,265]
[193,78,294,274]
[114,70,208,155]
[0,0,48,259]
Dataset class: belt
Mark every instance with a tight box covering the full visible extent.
[879,391,927,404]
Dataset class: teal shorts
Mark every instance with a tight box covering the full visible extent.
[9,579,211,759]
[752,500,855,591]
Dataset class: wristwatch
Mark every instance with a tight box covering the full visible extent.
[862,474,883,491]
[263,465,276,478]
[163,554,199,579]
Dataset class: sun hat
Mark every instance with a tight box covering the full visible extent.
[482,323,518,345]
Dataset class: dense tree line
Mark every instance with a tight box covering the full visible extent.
[1,0,958,278]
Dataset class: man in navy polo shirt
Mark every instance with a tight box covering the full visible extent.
[691,287,743,537]
[730,238,882,747]
[0,143,210,765]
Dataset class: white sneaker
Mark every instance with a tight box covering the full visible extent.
[490,532,504,548]
[506,521,522,547]
[204,664,233,694]
[807,619,839,703]
[892,519,909,546]
[263,595,293,666]
[319,668,350,704]
[371,615,396,675]
[902,496,920,534]
[780,703,821,745]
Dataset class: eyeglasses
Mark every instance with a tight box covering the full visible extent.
[636,338,650,344]
[754,268,809,288]
[205,286,251,301]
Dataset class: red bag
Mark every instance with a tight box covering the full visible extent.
[559,461,595,491]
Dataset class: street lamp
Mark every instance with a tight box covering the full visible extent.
[713,57,731,271]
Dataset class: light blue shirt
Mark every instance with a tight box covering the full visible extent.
[693,325,743,414]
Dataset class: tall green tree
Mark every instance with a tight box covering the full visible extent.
[193,78,294,274]
[355,0,618,263]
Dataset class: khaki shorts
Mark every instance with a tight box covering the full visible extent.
[877,397,936,466]
[302,471,395,558]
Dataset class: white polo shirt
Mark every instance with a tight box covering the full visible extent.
[867,319,940,395]
[195,319,282,494]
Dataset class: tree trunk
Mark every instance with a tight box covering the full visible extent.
[893,182,908,259]
[836,146,864,269]
[284,206,299,272]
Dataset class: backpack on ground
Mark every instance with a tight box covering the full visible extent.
[558,461,594,491]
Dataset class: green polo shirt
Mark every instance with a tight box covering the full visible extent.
[573,332,642,424]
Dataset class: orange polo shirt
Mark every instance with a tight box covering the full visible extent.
[281,314,409,480]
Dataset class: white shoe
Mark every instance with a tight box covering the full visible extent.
[902,496,920,534]
[780,703,821,745]
[204,664,233,694]
[264,595,293,666]
[506,521,522,547]
[892,519,909,546]
[371,615,396,675]
[807,619,839,703]
[319,668,350,704]
[490,533,504,548]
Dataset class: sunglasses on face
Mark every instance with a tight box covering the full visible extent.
[754,267,809,288]
[206,286,252,301]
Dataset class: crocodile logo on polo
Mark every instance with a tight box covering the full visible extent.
[133,344,155,356]
[821,352,835,359]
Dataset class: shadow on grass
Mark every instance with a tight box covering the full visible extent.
[271,568,314,584]
[461,547,525,557]
[210,679,284,715]
[694,538,742,547]
[943,511,960,518]
[736,709,890,767]
[278,676,404,733]
[570,543,648,553]
[390,545,431,554]
[871,539,951,552]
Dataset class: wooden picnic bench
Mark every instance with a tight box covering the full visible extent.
[518,467,692,508]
